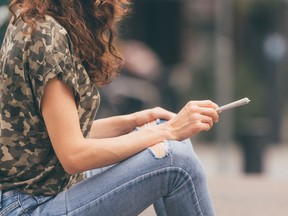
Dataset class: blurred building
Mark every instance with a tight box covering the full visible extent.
[1,0,288,147]
[118,0,288,175]
[120,0,288,145]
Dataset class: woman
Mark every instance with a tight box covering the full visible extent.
[0,0,219,215]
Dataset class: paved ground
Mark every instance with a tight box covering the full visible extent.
[139,143,288,216]
[208,175,288,216]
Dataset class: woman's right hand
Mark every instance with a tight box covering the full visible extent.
[161,100,219,141]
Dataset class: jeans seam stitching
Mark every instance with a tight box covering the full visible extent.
[17,195,30,216]
[0,198,20,215]
[164,167,204,216]
[68,167,204,215]
[68,167,174,214]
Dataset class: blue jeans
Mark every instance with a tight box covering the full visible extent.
[0,139,215,216]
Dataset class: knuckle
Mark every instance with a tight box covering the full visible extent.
[186,103,198,112]
[191,113,200,120]
[194,122,203,131]
[153,107,163,114]
[149,107,161,117]
[186,101,195,108]
[206,99,213,104]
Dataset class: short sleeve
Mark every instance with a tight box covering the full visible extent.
[27,19,80,111]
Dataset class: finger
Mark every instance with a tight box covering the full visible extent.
[203,122,213,131]
[195,121,212,132]
[192,100,219,109]
[183,103,218,124]
[199,107,219,123]
[153,107,176,120]
[200,115,214,128]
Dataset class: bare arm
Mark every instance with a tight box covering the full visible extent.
[42,78,219,175]
[89,107,176,139]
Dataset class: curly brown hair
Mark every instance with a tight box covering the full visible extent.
[9,0,130,86]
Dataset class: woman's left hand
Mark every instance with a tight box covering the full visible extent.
[131,107,176,128]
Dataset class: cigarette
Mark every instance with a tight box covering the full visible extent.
[216,97,251,113]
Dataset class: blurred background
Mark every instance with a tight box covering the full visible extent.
[1,0,287,215]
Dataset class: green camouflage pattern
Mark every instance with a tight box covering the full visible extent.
[0,15,100,195]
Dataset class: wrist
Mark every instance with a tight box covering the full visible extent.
[156,122,175,141]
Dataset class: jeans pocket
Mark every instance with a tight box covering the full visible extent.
[0,191,21,216]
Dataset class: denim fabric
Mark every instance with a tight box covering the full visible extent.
[0,190,52,216]
[0,139,215,216]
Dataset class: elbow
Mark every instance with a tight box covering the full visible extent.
[58,152,83,175]
[54,139,87,175]
[63,164,79,175]
[54,139,107,174]
[61,158,81,175]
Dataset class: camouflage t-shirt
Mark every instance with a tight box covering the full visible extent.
[0,15,100,195]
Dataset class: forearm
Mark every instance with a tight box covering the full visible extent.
[90,108,174,138]
[66,125,172,174]
[90,114,136,138]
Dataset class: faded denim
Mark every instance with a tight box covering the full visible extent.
[0,139,215,216]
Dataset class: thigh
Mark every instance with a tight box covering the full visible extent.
[84,164,115,179]
[34,139,213,216]
[35,148,173,216]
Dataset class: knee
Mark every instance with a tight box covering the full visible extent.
[168,139,207,182]
[148,139,207,183]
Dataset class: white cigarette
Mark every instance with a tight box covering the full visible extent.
[216,97,251,113]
